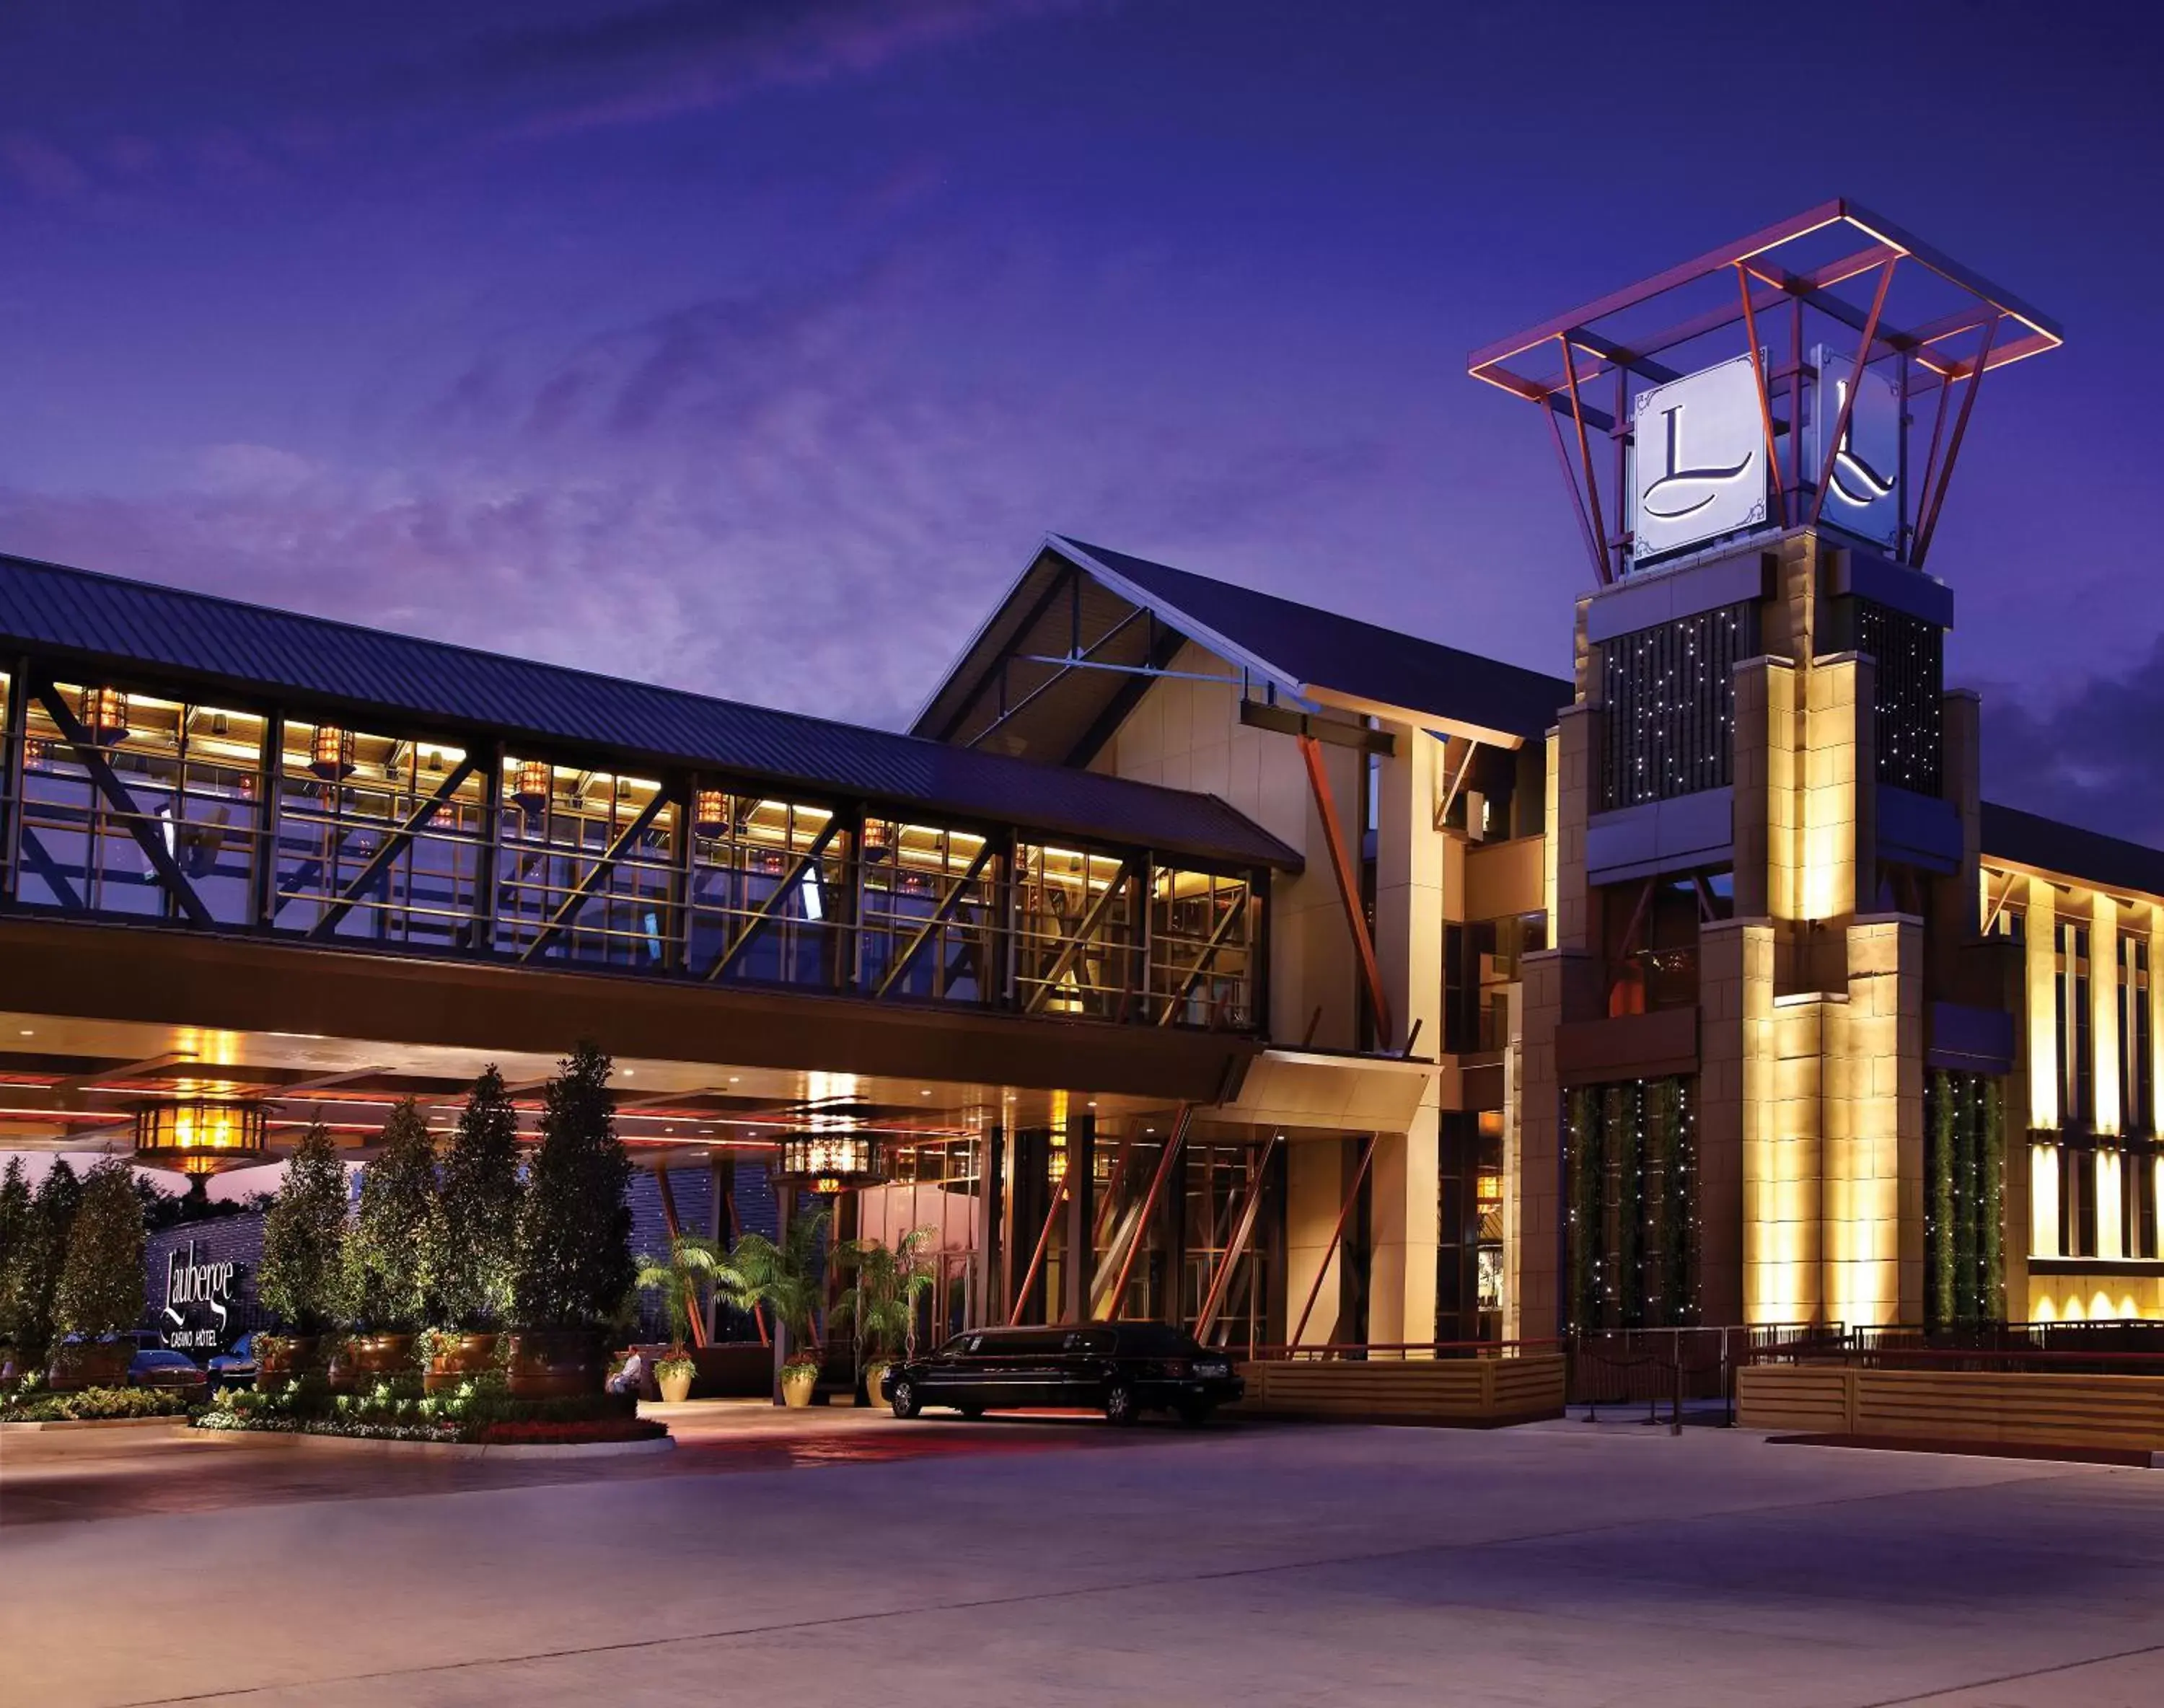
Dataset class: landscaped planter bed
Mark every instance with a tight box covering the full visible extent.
[194,1372,661,1447]
[0,1386,197,1425]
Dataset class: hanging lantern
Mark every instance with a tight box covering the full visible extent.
[753,847,788,876]
[309,724,355,779]
[775,1132,889,1197]
[81,686,129,743]
[861,819,891,859]
[692,787,729,837]
[513,759,551,811]
[25,736,50,768]
[133,1099,270,1177]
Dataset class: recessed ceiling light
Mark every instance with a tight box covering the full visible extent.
[729,1075,741,1084]
[623,1069,634,1078]
[1086,1100,1096,1108]
[920,1089,931,1097]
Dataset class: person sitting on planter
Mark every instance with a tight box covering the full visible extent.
[606,1348,644,1396]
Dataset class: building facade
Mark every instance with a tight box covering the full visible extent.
[4,203,2158,1353]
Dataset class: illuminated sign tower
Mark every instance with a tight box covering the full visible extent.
[1472,201,2062,1334]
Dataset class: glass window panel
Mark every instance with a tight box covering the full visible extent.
[1148,864,1255,1031]
[684,793,842,989]
[1014,845,1142,1021]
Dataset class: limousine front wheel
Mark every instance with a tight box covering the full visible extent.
[889,1378,922,1419]
[1103,1380,1139,1427]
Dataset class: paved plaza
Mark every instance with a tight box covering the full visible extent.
[4,1410,2162,1707]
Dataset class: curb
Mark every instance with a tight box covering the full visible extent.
[211,1428,677,1460]
[0,1414,195,1435]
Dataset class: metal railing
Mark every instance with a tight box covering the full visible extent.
[1240,1337,1564,1363]
[1750,1320,2164,1378]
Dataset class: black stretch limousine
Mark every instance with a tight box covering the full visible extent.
[887,1323,1242,1425]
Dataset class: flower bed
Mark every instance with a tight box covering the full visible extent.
[194,1371,661,1446]
[1,1385,196,1424]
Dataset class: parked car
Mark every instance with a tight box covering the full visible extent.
[887,1323,1242,1426]
[127,1348,209,1397]
[207,1334,258,1391]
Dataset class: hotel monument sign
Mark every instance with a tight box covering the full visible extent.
[162,1239,246,1352]
[1629,353,1768,563]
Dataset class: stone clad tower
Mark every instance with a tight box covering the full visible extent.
[1472,203,2059,1334]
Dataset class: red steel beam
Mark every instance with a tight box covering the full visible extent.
[1297,733,1392,1049]
[1559,335,1611,582]
[1807,257,1898,529]
[1101,1104,1191,1319]
[1913,313,2001,568]
[1008,1171,1073,1327]
[1289,1132,1378,1351]
[652,1165,708,1350]
[1736,262,1788,529]
[1195,1131,1281,1341]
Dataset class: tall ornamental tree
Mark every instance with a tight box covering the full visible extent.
[428,1065,524,1329]
[346,1099,438,1331]
[513,1042,633,1331]
[11,1161,82,1368]
[54,1158,147,1339]
[0,1156,31,1350]
[257,1126,351,1335]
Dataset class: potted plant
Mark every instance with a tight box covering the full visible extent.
[2,1159,78,1377]
[635,1233,748,1404]
[832,1225,936,1408]
[506,1043,633,1398]
[333,1099,437,1391]
[49,1158,145,1390]
[255,1124,351,1378]
[422,1066,524,1391]
[729,1207,829,1407]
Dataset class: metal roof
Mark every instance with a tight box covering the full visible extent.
[1981,801,2164,900]
[912,535,1572,757]
[0,550,1299,871]
[1051,537,1573,739]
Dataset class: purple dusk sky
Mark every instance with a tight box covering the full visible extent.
[1,2,2160,836]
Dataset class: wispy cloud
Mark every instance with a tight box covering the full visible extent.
[449,0,1094,138]
[0,246,1390,732]
[1982,646,2164,848]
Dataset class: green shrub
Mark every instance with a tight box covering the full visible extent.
[429,1065,524,1329]
[54,1158,147,1339]
[513,1043,633,1331]
[258,1126,351,1334]
[7,1162,82,1370]
[347,1099,437,1331]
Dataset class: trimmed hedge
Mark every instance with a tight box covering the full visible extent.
[1,1385,195,1423]
[198,1370,651,1445]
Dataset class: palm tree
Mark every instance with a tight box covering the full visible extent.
[634,1234,751,1359]
[830,1225,938,1384]
[728,1208,830,1372]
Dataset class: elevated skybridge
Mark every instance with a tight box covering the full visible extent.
[0,549,1301,1163]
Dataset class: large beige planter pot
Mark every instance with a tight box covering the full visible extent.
[253,1334,324,1384]
[657,1364,695,1404]
[503,1329,607,1399]
[328,1333,418,1394]
[863,1363,891,1409]
[780,1365,817,1408]
[423,1331,500,1394]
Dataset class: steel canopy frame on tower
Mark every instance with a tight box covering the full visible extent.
[1467,198,2064,584]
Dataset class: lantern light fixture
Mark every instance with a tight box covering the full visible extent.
[513,759,551,811]
[693,787,729,837]
[774,1132,888,1197]
[132,1099,270,1177]
[309,724,356,779]
[81,685,129,743]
